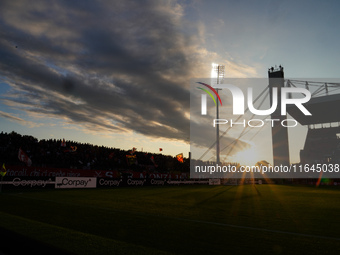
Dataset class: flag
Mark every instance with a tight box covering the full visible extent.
[0,163,6,177]
[159,148,163,152]
[18,148,32,167]
[61,138,66,147]
[126,155,137,165]
[129,147,137,155]
[150,156,158,167]
[176,153,184,163]
[70,146,77,152]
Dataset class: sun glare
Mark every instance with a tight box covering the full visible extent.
[211,63,218,79]
[232,146,258,166]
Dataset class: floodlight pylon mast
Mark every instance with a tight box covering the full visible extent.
[213,64,225,164]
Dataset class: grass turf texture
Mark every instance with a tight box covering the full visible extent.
[0,185,340,254]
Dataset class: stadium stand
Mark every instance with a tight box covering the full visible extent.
[0,131,189,174]
[300,126,340,164]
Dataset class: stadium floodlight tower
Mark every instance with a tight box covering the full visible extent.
[211,63,225,164]
[268,65,290,166]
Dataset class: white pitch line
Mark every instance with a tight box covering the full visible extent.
[169,217,340,241]
[9,193,340,241]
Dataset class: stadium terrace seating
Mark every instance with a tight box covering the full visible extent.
[0,131,189,174]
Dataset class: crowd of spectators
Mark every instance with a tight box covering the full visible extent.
[0,131,189,174]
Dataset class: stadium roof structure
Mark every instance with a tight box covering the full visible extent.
[287,93,340,125]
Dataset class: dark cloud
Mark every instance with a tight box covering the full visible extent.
[0,0,249,154]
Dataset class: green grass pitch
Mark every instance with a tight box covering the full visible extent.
[1,185,340,254]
